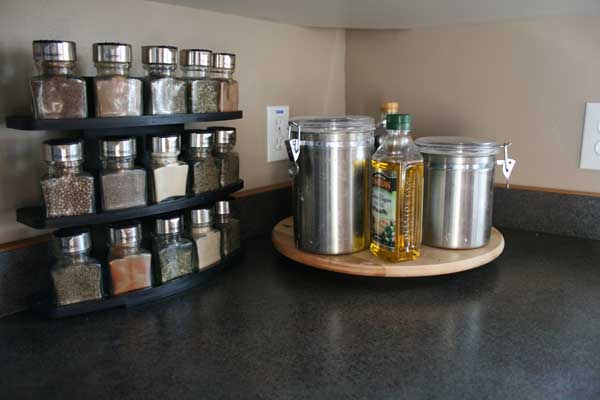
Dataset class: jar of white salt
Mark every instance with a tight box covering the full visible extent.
[148,135,188,203]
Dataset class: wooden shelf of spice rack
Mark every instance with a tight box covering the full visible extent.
[17,179,244,229]
[6,111,243,131]
[32,249,242,319]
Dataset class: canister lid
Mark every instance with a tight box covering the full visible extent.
[56,229,91,254]
[33,40,77,62]
[101,137,136,158]
[43,139,83,162]
[289,116,375,134]
[187,130,213,148]
[209,127,236,145]
[93,42,132,63]
[109,223,141,244]
[142,46,177,65]
[180,49,212,67]
[415,136,501,156]
[191,208,213,224]
[152,135,180,154]
[215,201,231,215]
[213,53,235,70]
[155,215,182,234]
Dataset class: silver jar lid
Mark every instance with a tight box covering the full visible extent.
[415,136,501,157]
[155,215,183,234]
[215,201,231,215]
[142,46,177,65]
[57,230,91,254]
[101,137,136,158]
[213,53,235,70]
[33,40,77,62]
[188,130,213,148]
[151,135,180,155]
[191,208,213,225]
[180,49,212,67]
[210,127,236,145]
[109,224,141,245]
[43,139,83,162]
[289,116,374,134]
[93,42,132,63]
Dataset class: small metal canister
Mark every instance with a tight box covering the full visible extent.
[415,137,515,249]
[286,116,375,255]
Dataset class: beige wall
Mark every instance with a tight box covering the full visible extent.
[0,0,345,242]
[346,16,600,192]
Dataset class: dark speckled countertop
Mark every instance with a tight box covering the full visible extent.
[2,229,600,399]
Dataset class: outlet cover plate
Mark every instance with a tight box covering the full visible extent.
[580,103,600,170]
[267,105,289,162]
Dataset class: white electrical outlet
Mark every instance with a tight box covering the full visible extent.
[580,103,600,170]
[267,105,289,162]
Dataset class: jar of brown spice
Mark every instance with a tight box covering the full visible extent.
[108,223,152,295]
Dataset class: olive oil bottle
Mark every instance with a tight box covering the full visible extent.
[370,114,424,262]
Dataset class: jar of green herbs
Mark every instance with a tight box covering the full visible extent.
[152,215,196,284]
[186,130,219,194]
[214,200,241,257]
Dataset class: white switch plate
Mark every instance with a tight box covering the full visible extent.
[580,103,600,170]
[267,105,289,162]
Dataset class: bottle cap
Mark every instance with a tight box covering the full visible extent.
[43,139,83,162]
[209,127,236,145]
[101,137,136,158]
[155,215,182,234]
[33,40,77,62]
[188,130,213,148]
[213,53,235,70]
[56,230,91,254]
[386,114,411,131]
[180,49,212,67]
[215,201,231,215]
[141,46,177,65]
[93,42,132,63]
[109,223,141,245]
[151,135,180,155]
[191,208,213,225]
[380,102,399,113]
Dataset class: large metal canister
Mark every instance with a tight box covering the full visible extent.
[415,137,515,249]
[286,116,375,255]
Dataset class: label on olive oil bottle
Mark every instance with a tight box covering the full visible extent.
[371,169,397,250]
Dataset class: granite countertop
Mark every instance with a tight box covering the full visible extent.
[2,229,600,399]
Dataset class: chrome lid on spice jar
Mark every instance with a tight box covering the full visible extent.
[415,136,501,157]
[155,215,183,234]
[188,130,213,148]
[56,230,91,254]
[101,137,136,158]
[109,223,141,244]
[93,42,132,63]
[215,201,231,215]
[213,53,235,70]
[191,208,213,225]
[142,46,177,65]
[180,49,212,67]
[33,40,77,62]
[43,139,83,162]
[151,135,180,155]
[210,127,236,145]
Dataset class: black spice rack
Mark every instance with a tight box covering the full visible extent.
[7,110,245,318]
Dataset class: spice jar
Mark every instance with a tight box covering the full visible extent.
[149,135,189,203]
[30,40,87,119]
[190,208,221,270]
[212,53,239,112]
[181,49,219,113]
[186,130,219,194]
[108,223,152,295]
[93,42,143,117]
[142,46,187,115]
[153,215,196,284]
[41,139,95,217]
[50,230,104,306]
[211,127,239,187]
[214,201,240,257]
[100,137,147,211]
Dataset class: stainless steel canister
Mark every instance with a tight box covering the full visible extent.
[286,116,375,255]
[415,137,516,249]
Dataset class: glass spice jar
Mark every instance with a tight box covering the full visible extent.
[149,135,189,203]
[186,130,219,195]
[214,201,241,257]
[190,208,221,270]
[108,223,152,295]
[211,127,239,187]
[99,137,147,211]
[153,215,196,284]
[30,40,87,119]
[142,46,187,115]
[93,42,143,117]
[41,139,95,218]
[180,49,219,113]
[212,53,239,112]
[50,230,104,306]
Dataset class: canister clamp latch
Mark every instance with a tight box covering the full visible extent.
[497,142,516,189]
[286,122,302,177]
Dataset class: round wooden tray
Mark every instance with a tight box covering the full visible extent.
[272,217,505,277]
